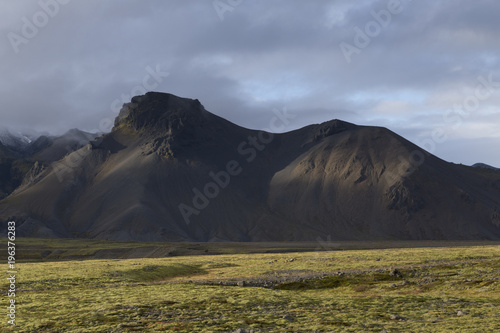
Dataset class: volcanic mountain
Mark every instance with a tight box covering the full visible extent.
[1,92,500,241]
[0,129,97,200]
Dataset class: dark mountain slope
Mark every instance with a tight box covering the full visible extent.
[0,143,29,199]
[0,129,97,200]
[1,92,499,241]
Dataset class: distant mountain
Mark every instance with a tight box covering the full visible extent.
[1,92,499,241]
[0,141,18,159]
[0,128,98,200]
[25,128,98,162]
[472,163,499,171]
[0,127,33,152]
[0,142,31,199]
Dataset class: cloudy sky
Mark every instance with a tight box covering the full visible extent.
[1,0,499,166]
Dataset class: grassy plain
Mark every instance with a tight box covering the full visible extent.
[0,239,499,332]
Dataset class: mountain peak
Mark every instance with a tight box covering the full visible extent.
[472,163,499,171]
[311,119,357,142]
[114,92,206,132]
[112,92,226,158]
[2,93,500,241]
[0,127,33,151]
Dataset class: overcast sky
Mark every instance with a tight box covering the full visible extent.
[1,0,499,166]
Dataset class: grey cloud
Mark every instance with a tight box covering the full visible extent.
[0,0,499,166]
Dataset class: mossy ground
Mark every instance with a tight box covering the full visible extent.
[1,240,498,332]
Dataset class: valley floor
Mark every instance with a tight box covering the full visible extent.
[1,239,499,332]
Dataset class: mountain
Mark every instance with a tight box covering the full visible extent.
[0,139,33,199]
[25,128,98,162]
[472,163,499,171]
[0,128,98,200]
[0,142,25,198]
[1,92,500,241]
[0,128,33,152]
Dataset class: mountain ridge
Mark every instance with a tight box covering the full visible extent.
[1,92,499,241]
[472,163,500,171]
[0,128,98,200]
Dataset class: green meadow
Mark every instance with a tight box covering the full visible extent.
[1,239,499,332]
